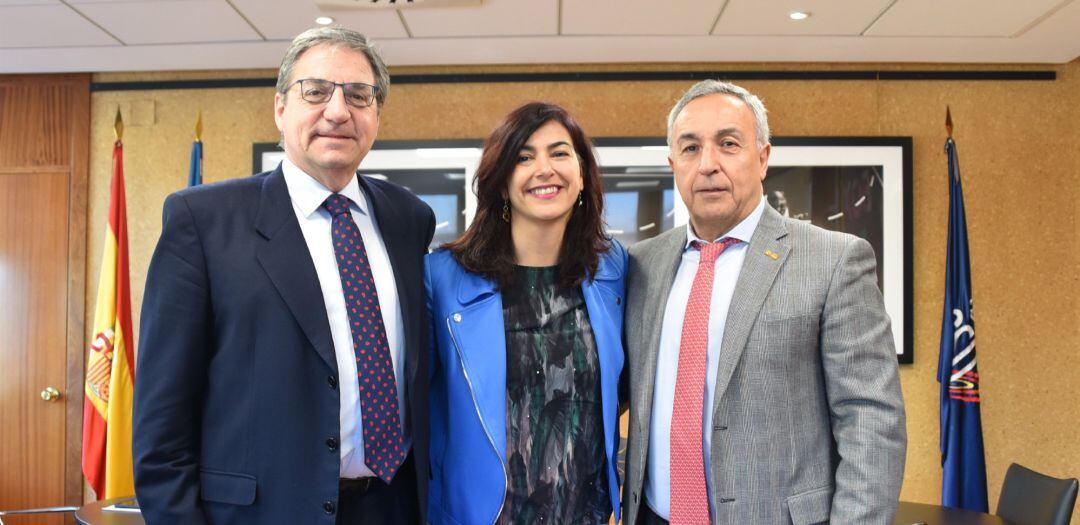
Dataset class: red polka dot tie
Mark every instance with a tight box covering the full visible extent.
[323,194,406,483]
[670,237,740,525]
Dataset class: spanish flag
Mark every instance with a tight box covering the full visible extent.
[82,110,136,499]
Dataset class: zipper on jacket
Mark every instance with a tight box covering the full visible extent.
[446,315,508,524]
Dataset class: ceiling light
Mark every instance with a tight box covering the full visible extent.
[315,16,335,25]
[789,11,810,21]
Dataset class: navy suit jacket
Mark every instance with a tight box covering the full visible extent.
[133,167,435,525]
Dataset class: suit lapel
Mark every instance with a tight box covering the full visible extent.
[254,168,337,370]
[581,261,622,463]
[634,228,688,434]
[711,205,790,409]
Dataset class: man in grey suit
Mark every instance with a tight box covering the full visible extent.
[622,80,906,525]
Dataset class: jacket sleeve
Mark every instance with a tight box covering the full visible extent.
[132,193,211,525]
[423,204,436,250]
[821,236,907,525]
[611,239,631,414]
[421,208,437,379]
[424,256,440,382]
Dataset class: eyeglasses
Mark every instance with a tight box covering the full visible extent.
[286,78,379,108]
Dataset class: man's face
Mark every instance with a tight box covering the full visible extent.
[668,93,770,240]
[274,44,379,186]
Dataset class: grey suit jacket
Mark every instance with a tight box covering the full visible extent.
[622,204,906,525]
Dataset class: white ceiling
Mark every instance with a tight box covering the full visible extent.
[1,0,1078,74]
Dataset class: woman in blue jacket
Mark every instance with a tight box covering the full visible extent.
[425,102,625,525]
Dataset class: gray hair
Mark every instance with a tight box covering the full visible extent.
[276,27,390,108]
[666,80,770,149]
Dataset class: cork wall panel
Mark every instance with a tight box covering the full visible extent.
[379,80,678,139]
[88,59,1080,517]
[381,79,885,140]
[88,86,282,347]
[877,70,1080,508]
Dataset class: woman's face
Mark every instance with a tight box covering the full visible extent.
[504,120,584,230]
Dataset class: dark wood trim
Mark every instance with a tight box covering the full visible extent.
[92,69,1057,92]
[0,73,89,85]
[64,73,91,508]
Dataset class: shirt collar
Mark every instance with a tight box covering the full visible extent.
[280,157,368,219]
[684,197,766,250]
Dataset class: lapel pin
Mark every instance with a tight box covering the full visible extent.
[764,250,779,260]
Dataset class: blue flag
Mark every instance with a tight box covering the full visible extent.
[939,135,988,511]
[188,140,202,187]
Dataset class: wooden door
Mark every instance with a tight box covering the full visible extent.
[0,75,89,523]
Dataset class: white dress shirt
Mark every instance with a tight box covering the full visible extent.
[281,158,409,479]
[645,198,766,519]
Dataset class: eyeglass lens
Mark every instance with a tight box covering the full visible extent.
[298,79,376,108]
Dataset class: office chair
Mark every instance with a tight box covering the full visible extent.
[997,463,1079,525]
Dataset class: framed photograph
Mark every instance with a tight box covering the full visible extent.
[255,140,480,251]
[255,136,913,363]
[767,137,913,363]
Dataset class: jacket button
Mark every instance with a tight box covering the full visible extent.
[452,313,462,323]
[323,501,336,514]
[326,437,339,451]
[616,297,622,305]
[327,375,337,389]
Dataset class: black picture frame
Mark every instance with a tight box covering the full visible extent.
[255,136,913,363]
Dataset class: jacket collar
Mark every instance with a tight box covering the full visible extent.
[454,242,619,304]
[456,264,499,305]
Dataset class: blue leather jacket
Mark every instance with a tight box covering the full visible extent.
[424,241,627,525]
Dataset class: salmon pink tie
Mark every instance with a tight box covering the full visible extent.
[670,237,740,524]
[323,194,405,483]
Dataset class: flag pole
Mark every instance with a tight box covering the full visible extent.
[84,105,136,500]
[938,105,988,511]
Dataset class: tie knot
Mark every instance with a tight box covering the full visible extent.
[322,194,352,217]
[693,237,740,264]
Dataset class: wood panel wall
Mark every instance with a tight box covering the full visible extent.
[87,60,1079,520]
[0,73,89,520]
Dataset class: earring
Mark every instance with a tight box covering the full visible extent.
[577,191,584,207]
[502,200,510,222]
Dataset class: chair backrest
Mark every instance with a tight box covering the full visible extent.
[997,463,1079,525]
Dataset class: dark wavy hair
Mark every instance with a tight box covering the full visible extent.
[444,102,609,289]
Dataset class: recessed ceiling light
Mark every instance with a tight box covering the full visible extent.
[789,11,810,21]
[315,16,335,25]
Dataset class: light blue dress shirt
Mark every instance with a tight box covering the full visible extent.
[645,198,766,519]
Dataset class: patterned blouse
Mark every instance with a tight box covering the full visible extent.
[496,265,611,525]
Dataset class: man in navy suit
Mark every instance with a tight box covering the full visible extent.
[133,27,434,525]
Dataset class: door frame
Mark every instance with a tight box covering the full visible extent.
[64,73,90,507]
